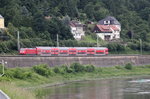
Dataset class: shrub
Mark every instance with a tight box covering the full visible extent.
[144,65,150,68]
[53,67,61,74]
[115,65,123,69]
[85,65,95,72]
[95,67,103,73]
[5,68,32,79]
[61,65,73,73]
[0,64,7,74]
[33,64,49,76]
[124,63,133,70]
[10,68,24,79]
[65,67,73,73]
[70,63,85,73]
[48,69,55,76]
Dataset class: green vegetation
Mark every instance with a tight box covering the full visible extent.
[0,82,36,99]
[0,0,150,54]
[1,63,150,98]
[124,63,133,70]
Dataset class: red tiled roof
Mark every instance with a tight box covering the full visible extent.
[96,25,119,32]
[69,20,84,27]
[69,22,76,27]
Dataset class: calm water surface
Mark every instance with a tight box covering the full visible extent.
[43,76,150,99]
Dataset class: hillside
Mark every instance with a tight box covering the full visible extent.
[0,0,150,54]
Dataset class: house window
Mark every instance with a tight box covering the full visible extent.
[73,30,76,33]
[104,35,111,41]
[104,21,110,25]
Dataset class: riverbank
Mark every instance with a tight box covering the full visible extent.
[0,63,150,99]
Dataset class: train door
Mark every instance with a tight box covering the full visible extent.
[59,48,69,56]
[26,48,37,55]
[36,48,41,55]
[69,48,77,56]
[36,47,51,56]
[95,48,105,56]
[87,48,95,56]
[105,48,109,55]
[51,48,59,56]
[77,48,87,56]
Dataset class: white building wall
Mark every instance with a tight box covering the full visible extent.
[96,31,120,40]
[97,33,113,40]
[113,31,120,39]
[0,18,5,29]
[70,26,85,40]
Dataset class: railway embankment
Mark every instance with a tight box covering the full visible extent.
[0,55,150,68]
[1,63,150,99]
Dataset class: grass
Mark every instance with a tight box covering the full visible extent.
[0,82,36,99]
[80,34,107,45]
[0,63,150,99]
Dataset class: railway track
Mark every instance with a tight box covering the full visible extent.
[0,54,148,57]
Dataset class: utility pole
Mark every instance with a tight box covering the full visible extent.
[57,34,59,47]
[17,31,20,51]
[139,39,142,55]
[0,60,5,77]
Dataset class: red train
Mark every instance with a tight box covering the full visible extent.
[19,47,109,56]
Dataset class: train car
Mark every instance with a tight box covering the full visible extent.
[87,47,95,55]
[19,48,37,55]
[95,47,107,55]
[59,47,69,56]
[76,47,87,56]
[51,47,59,56]
[36,47,51,56]
[68,48,77,56]
[105,48,109,55]
[19,47,109,56]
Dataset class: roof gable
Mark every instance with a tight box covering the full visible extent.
[0,15,3,19]
[98,16,120,25]
[69,20,84,27]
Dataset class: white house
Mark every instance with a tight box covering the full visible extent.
[0,15,5,29]
[69,20,85,40]
[94,16,121,41]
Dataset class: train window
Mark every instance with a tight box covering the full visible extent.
[95,50,104,54]
[69,50,76,52]
[77,50,86,54]
[41,50,51,54]
[87,50,94,52]
[59,50,68,54]
[51,50,59,52]
[96,52,104,54]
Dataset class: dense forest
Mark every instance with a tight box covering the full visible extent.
[0,0,150,54]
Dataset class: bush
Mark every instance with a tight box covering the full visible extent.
[61,65,73,73]
[115,65,123,69]
[95,67,103,73]
[53,67,61,74]
[124,63,133,70]
[48,69,55,76]
[85,65,95,72]
[5,68,32,79]
[65,67,73,73]
[33,64,49,76]
[70,63,85,73]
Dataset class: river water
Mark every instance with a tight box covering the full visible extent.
[43,76,150,99]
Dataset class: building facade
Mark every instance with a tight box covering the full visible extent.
[0,15,5,29]
[69,20,85,40]
[94,16,121,41]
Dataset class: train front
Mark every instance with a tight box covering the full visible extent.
[19,48,26,55]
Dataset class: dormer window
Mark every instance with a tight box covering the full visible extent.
[104,20,110,25]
